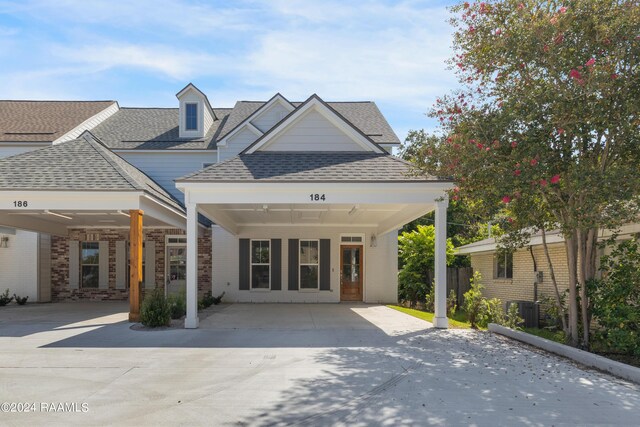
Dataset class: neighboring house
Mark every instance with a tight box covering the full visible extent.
[456,224,640,320]
[0,100,119,301]
[0,84,454,329]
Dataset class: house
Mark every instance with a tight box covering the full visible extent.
[0,84,454,329]
[456,224,640,321]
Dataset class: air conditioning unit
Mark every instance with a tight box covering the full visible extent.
[507,300,539,328]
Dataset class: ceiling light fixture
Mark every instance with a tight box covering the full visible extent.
[44,210,72,220]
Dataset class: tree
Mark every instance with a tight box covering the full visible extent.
[409,0,640,347]
[398,225,455,304]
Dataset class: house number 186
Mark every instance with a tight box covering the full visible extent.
[310,193,326,201]
[13,201,28,207]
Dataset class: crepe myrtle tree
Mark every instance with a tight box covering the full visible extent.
[410,0,640,347]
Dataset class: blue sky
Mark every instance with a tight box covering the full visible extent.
[0,0,458,141]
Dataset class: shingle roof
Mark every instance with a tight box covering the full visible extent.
[177,152,445,183]
[0,136,184,212]
[216,100,400,145]
[0,101,116,143]
[91,107,231,150]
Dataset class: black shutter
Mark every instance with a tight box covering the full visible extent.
[320,239,331,291]
[271,239,282,290]
[288,239,299,291]
[239,239,250,290]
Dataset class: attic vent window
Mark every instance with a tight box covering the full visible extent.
[185,103,198,130]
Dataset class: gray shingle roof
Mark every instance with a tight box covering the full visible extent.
[216,101,264,140]
[91,107,231,150]
[0,136,184,212]
[0,101,116,142]
[177,152,444,183]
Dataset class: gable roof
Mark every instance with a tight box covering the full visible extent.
[175,82,217,121]
[217,93,293,142]
[0,101,117,143]
[0,133,183,212]
[177,152,446,183]
[242,94,386,154]
[90,107,231,150]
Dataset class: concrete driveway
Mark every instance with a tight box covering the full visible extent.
[1,302,639,426]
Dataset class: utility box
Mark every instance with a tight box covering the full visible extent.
[507,300,539,328]
[535,271,544,283]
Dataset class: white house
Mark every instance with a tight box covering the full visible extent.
[0,84,454,328]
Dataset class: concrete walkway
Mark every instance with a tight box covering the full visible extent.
[0,302,639,426]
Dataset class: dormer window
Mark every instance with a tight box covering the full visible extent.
[185,103,198,131]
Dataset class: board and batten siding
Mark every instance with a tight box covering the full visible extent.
[251,102,291,133]
[212,225,398,303]
[261,110,365,152]
[117,151,218,202]
[218,127,259,162]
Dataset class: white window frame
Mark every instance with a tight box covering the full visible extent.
[299,239,320,291]
[185,102,198,131]
[250,239,271,291]
[495,251,513,279]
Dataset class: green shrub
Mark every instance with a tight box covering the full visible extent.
[200,290,215,309]
[463,272,485,329]
[424,289,435,312]
[13,294,28,305]
[589,239,640,356]
[167,290,186,319]
[0,289,13,306]
[481,298,505,328]
[140,288,171,327]
[447,289,458,316]
[504,302,525,330]
[398,225,455,305]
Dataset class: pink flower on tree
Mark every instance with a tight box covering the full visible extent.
[514,169,522,176]
[502,196,511,204]
[511,141,518,148]
[540,179,548,187]
[530,158,538,166]
[585,57,596,67]
[559,6,567,13]
[551,174,561,184]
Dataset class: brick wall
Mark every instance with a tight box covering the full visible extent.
[470,242,570,309]
[51,227,212,301]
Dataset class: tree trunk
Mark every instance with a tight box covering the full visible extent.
[565,233,580,347]
[577,228,599,349]
[541,228,568,334]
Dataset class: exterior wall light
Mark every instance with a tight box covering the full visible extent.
[0,236,9,248]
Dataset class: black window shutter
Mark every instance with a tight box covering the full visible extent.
[320,239,331,291]
[239,239,250,290]
[288,239,299,291]
[271,239,282,290]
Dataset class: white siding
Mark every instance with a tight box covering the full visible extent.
[0,144,48,159]
[53,102,119,144]
[212,225,398,303]
[203,104,214,135]
[218,127,259,162]
[0,230,39,301]
[118,151,218,202]
[178,90,206,138]
[250,102,291,133]
[261,110,365,152]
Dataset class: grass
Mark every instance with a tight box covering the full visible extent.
[387,305,472,329]
[522,327,566,344]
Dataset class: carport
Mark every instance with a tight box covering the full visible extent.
[176,152,454,329]
[0,134,187,320]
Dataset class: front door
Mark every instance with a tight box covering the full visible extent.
[166,245,186,296]
[340,245,363,301]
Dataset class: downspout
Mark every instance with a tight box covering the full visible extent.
[528,245,537,302]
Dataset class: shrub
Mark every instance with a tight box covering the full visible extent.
[200,290,215,309]
[463,272,485,329]
[447,289,458,316]
[0,289,13,306]
[13,294,28,305]
[398,225,455,305]
[140,288,171,327]
[167,291,186,319]
[424,289,435,312]
[538,293,567,330]
[504,302,525,330]
[589,238,640,356]
[481,298,505,328]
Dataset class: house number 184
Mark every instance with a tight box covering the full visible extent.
[310,194,326,201]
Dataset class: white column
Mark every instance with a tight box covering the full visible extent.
[433,198,449,329]
[184,201,199,329]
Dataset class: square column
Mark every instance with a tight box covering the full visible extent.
[185,202,199,329]
[433,199,449,329]
[129,209,143,322]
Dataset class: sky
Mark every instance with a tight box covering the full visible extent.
[0,0,459,142]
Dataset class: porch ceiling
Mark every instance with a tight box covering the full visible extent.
[198,202,434,236]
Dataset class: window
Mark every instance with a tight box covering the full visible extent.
[299,240,319,289]
[185,103,198,130]
[495,251,513,279]
[251,240,270,289]
[81,242,100,288]
[126,242,146,288]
